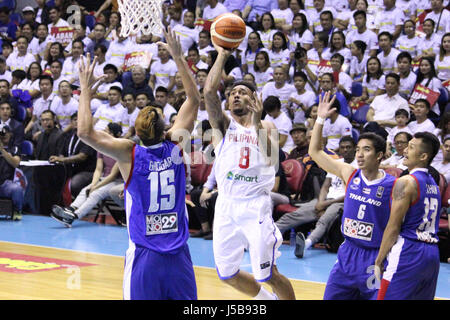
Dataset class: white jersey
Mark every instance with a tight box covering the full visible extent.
[214,118,275,199]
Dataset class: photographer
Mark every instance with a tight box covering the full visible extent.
[289,46,317,94]
[0,125,23,220]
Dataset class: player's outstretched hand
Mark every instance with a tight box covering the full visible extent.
[79,53,98,91]
[248,91,263,126]
[159,27,183,60]
[212,41,233,59]
[317,91,337,120]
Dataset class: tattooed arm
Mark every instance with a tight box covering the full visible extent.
[374,176,418,280]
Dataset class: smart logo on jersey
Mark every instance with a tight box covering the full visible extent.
[226,171,259,183]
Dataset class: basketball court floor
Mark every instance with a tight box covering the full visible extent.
[0,214,448,300]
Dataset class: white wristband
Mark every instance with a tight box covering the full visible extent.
[316,116,326,125]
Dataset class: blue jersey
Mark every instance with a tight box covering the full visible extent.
[342,169,396,249]
[399,169,441,244]
[124,141,189,253]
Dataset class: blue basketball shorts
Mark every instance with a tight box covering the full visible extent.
[123,243,197,300]
[378,236,440,300]
[324,240,381,300]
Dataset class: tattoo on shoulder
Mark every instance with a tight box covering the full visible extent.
[393,179,407,200]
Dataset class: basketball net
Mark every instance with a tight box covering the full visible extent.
[117,0,164,37]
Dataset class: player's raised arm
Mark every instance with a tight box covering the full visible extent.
[164,27,201,137]
[308,91,355,182]
[204,43,231,138]
[77,54,133,163]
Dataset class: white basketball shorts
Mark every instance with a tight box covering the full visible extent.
[213,194,282,282]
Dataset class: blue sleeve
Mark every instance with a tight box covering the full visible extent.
[337,93,350,117]
[8,23,17,41]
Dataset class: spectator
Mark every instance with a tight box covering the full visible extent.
[366,73,410,132]
[0,124,23,220]
[287,13,313,51]
[202,0,229,20]
[172,11,199,54]
[49,112,97,198]
[0,6,18,42]
[241,31,266,75]
[374,0,404,40]
[381,131,412,170]
[436,32,450,82]
[395,19,419,58]
[242,0,278,23]
[396,51,417,98]
[61,39,84,88]
[24,75,55,138]
[149,43,177,92]
[33,110,65,216]
[154,86,177,126]
[431,136,450,183]
[0,56,11,83]
[47,6,69,33]
[294,135,357,258]
[105,25,132,71]
[413,56,443,117]
[345,10,378,57]
[268,32,290,72]
[377,31,400,74]
[271,0,294,30]
[92,44,108,79]
[17,62,41,99]
[307,1,337,34]
[197,30,215,60]
[121,93,139,139]
[408,99,437,134]
[316,72,350,118]
[386,108,413,149]
[0,79,18,115]
[187,46,209,72]
[49,60,67,95]
[41,41,65,72]
[424,0,449,38]
[349,40,368,83]
[90,63,122,113]
[261,66,296,115]
[290,46,318,93]
[252,51,273,92]
[6,36,36,72]
[93,86,126,132]
[257,12,277,49]
[415,19,440,61]
[322,98,353,152]
[122,65,155,101]
[0,101,24,149]
[86,23,110,57]
[323,31,352,68]
[50,80,79,132]
[288,71,317,123]
[263,95,295,153]
[360,56,386,104]
[287,123,309,160]
[328,53,353,98]
[51,123,124,228]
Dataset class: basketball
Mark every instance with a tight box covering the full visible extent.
[210,13,246,50]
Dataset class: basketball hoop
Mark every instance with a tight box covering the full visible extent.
[117,0,165,37]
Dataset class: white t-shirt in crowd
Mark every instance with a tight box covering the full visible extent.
[150,59,177,90]
[264,112,295,153]
[322,115,353,150]
[93,103,127,131]
[49,96,79,130]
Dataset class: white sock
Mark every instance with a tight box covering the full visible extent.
[254,286,277,300]
[305,239,312,251]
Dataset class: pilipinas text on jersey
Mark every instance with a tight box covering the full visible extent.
[342,169,396,248]
[125,141,189,253]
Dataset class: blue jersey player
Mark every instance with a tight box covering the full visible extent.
[309,92,396,300]
[375,132,441,300]
[75,28,201,300]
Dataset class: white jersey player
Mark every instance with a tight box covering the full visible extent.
[204,43,295,300]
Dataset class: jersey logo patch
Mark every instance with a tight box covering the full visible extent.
[343,218,374,241]
[146,213,178,235]
[376,186,384,198]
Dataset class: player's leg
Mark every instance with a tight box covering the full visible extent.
[323,241,360,300]
[379,239,440,300]
[247,197,296,300]
[166,244,197,300]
